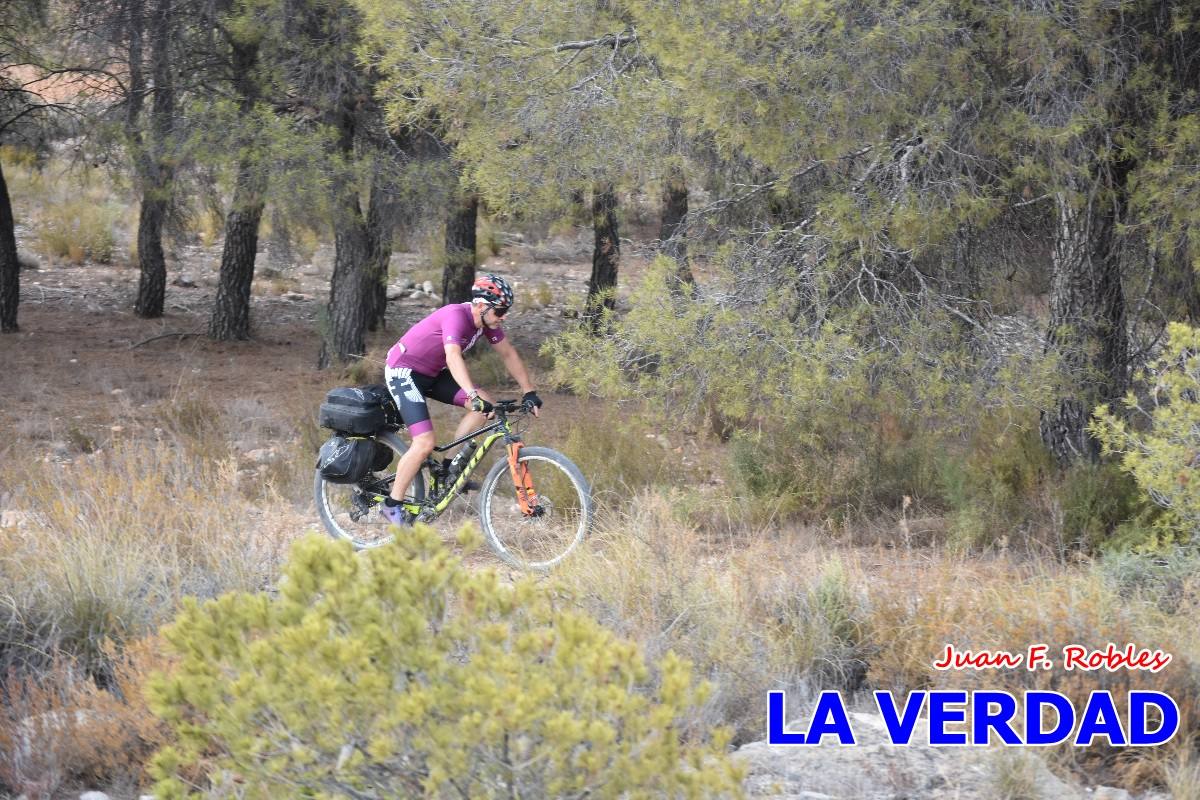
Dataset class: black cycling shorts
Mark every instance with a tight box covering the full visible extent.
[384,365,467,436]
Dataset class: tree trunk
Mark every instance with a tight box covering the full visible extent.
[1040,177,1129,465]
[208,163,266,340]
[365,175,396,331]
[318,112,370,369]
[133,0,176,319]
[659,171,691,284]
[442,189,477,304]
[208,35,265,341]
[319,194,370,369]
[134,195,169,317]
[587,183,619,331]
[0,160,19,332]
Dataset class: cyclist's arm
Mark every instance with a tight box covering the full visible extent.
[491,338,535,395]
[443,343,489,401]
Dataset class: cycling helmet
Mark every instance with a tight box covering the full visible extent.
[472,274,514,310]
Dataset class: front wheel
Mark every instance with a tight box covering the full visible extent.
[314,431,426,550]
[477,446,593,570]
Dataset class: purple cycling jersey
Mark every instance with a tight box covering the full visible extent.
[386,302,505,375]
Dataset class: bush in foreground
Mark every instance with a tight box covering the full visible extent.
[1092,322,1200,547]
[147,527,743,799]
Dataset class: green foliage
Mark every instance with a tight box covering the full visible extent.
[937,417,1055,549]
[1092,322,1200,543]
[478,213,503,258]
[775,557,871,691]
[0,144,38,168]
[935,415,1147,553]
[35,196,119,264]
[549,256,1055,525]
[1057,462,1146,552]
[147,529,743,799]
[353,0,678,214]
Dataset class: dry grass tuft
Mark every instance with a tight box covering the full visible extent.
[554,493,870,744]
[0,637,172,797]
[0,435,290,675]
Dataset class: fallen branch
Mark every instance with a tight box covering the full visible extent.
[128,330,203,349]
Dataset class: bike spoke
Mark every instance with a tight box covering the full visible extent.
[315,452,425,550]
[482,452,589,570]
[317,481,397,549]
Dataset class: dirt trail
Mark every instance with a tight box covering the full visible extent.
[0,236,598,454]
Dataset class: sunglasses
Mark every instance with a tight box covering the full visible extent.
[489,305,509,318]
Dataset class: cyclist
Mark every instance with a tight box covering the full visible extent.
[380,274,542,526]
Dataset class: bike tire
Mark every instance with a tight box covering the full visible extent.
[477,446,593,570]
[314,430,427,550]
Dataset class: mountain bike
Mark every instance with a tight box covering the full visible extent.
[314,399,593,570]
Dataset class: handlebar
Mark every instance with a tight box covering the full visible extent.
[491,399,531,415]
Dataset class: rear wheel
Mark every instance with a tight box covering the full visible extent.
[477,446,592,570]
[315,431,426,550]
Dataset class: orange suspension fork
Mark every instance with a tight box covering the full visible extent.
[506,441,538,516]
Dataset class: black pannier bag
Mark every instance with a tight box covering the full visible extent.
[317,435,378,484]
[319,384,401,434]
[371,440,393,472]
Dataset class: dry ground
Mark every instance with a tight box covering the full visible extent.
[0,232,617,544]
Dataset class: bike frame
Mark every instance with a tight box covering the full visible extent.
[362,412,526,518]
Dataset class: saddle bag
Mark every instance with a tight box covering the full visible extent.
[318,384,401,434]
[316,435,389,484]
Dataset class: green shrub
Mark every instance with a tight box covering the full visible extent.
[36,197,119,264]
[547,255,1056,527]
[728,429,809,518]
[147,528,743,799]
[1056,462,1144,552]
[937,416,1056,550]
[771,557,871,691]
[0,144,39,168]
[1092,322,1200,544]
[529,280,554,307]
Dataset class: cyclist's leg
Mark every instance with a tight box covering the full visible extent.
[385,366,438,503]
[427,370,490,451]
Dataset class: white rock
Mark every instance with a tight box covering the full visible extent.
[1093,789,1132,800]
[736,711,1084,800]
[422,280,435,293]
[80,792,111,800]
[409,290,424,299]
